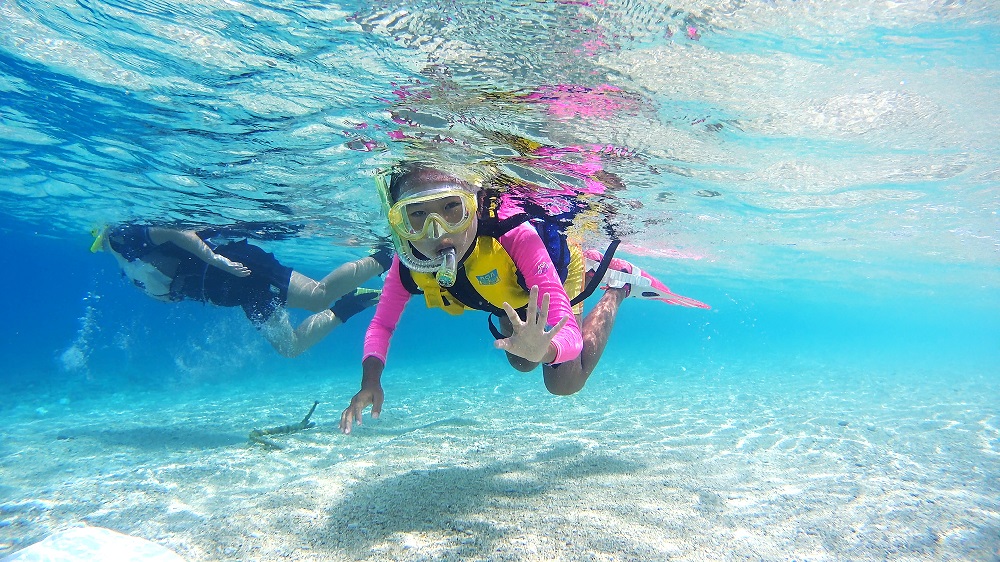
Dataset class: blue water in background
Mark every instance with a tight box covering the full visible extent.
[2,218,995,398]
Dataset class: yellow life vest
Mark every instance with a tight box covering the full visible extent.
[397,194,608,323]
[404,234,586,318]
[408,236,528,315]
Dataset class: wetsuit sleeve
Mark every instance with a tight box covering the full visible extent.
[499,222,583,364]
[362,256,410,364]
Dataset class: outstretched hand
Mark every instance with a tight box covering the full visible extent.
[340,385,383,434]
[340,357,386,435]
[494,285,568,364]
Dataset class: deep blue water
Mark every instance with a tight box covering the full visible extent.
[2,216,995,397]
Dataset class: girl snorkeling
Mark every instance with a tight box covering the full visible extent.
[340,163,707,433]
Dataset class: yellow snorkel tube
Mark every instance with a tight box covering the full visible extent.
[89,226,108,253]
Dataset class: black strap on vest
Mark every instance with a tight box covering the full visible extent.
[396,213,623,341]
[572,239,620,305]
[397,243,504,315]
[479,213,531,238]
[486,239,621,340]
[398,263,421,295]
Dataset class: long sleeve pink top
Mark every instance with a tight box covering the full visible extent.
[362,220,584,365]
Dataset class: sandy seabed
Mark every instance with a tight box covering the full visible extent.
[1,358,998,561]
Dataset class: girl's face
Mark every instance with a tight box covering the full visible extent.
[395,181,479,261]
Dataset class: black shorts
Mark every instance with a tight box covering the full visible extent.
[173,240,293,325]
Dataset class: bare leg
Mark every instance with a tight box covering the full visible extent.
[285,256,384,312]
[542,287,627,395]
[258,308,344,358]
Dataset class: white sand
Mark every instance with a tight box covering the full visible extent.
[1,359,997,561]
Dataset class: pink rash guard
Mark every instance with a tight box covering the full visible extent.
[362,220,584,366]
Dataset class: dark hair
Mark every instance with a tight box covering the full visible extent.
[388,162,476,202]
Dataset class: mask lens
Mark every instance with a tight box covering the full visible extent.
[390,189,475,240]
[402,196,467,233]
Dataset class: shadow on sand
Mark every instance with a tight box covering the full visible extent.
[309,440,644,558]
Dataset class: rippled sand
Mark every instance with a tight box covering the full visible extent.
[2,358,997,561]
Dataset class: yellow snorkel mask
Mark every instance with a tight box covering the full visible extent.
[376,171,478,287]
[386,186,477,241]
[89,226,108,253]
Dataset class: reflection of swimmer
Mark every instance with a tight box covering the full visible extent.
[340,164,708,433]
[92,224,392,357]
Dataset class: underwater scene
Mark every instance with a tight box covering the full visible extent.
[1,0,998,560]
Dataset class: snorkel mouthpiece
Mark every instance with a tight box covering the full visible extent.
[436,247,457,287]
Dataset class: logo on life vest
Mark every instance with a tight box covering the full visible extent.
[476,269,500,285]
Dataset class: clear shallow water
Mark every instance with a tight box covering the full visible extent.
[2,359,998,559]
[1,0,998,560]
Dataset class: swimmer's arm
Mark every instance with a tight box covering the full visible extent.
[500,223,583,363]
[342,260,408,435]
[340,356,385,434]
[362,257,408,362]
[147,228,251,277]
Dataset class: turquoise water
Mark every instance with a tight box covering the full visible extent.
[1,1,998,560]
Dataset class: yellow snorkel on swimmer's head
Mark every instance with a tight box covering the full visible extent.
[89,226,108,253]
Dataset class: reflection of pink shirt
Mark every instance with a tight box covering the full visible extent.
[363,221,583,366]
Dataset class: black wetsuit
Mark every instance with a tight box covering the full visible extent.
[107,224,293,324]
